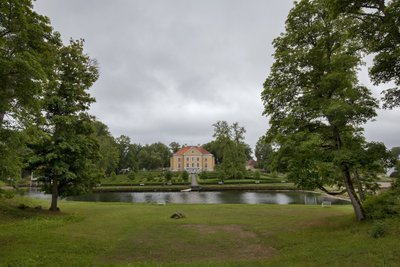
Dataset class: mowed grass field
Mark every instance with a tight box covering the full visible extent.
[1,197,400,266]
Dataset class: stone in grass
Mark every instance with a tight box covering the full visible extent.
[170,212,185,219]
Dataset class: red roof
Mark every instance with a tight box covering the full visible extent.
[174,146,212,155]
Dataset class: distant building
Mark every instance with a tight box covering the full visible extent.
[170,146,215,172]
[245,159,257,171]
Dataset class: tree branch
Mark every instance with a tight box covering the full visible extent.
[316,183,347,195]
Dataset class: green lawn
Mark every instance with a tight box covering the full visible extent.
[1,197,399,266]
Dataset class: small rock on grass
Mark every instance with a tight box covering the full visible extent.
[170,212,185,219]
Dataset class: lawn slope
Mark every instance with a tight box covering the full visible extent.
[0,197,399,266]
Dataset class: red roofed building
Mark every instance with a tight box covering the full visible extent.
[170,146,215,172]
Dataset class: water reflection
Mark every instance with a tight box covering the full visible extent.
[25,190,349,205]
[44,191,349,205]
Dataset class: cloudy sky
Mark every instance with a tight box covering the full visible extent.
[33,0,399,152]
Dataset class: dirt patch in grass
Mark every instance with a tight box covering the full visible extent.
[102,224,276,264]
[182,224,258,238]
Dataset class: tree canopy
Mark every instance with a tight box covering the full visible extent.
[328,0,400,108]
[29,40,99,211]
[262,0,388,220]
[210,121,248,179]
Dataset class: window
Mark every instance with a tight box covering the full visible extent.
[178,158,181,162]
[192,163,194,167]
[186,157,189,162]
[205,163,208,168]
[197,163,199,167]
[197,157,200,161]
[205,158,208,162]
[186,163,189,168]
[178,164,181,168]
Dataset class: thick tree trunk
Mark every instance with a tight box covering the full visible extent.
[342,166,365,221]
[49,178,60,212]
[353,170,365,202]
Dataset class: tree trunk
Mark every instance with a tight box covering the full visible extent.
[342,166,365,221]
[353,170,365,202]
[49,178,60,212]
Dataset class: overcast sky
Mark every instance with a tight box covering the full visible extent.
[33,0,399,152]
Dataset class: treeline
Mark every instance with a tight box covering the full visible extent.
[93,120,172,176]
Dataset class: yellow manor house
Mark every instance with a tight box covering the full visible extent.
[170,146,215,172]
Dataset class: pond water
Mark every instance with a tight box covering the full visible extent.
[27,190,349,205]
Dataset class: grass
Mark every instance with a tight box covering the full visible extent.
[1,197,400,266]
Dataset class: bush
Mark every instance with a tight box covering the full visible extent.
[0,189,15,199]
[253,170,261,180]
[127,171,136,180]
[198,171,207,180]
[181,171,189,182]
[164,170,172,181]
[110,172,117,180]
[364,189,400,219]
[370,222,388,239]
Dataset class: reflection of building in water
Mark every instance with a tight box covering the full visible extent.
[170,146,215,172]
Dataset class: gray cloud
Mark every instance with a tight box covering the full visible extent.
[34,0,399,152]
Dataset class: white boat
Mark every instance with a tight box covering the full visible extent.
[181,188,192,192]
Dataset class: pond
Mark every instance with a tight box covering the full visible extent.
[27,190,349,205]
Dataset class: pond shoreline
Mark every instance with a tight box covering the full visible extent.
[92,183,297,193]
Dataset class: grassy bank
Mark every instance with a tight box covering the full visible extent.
[1,197,399,266]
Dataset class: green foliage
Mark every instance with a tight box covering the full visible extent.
[0,189,15,199]
[255,136,273,171]
[390,147,400,159]
[169,142,181,153]
[0,0,61,182]
[253,170,261,180]
[262,0,381,220]
[198,171,207,180]
[181,170,189,181]
[370,221,388,239]
[92,120,119,176]
[164,170,172,181]
[28,39,100,211]
[0,0,60,127]
[211,121,248,179]
[364,188,400,220]
[127,171,136,181]
[329,0,400,108]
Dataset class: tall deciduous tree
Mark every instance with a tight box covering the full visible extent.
[328,0,400,108]
[92,120,119,176]
[29,39,99,211]
[262,0,379,220]
[116,135,138,172]
[212,121,248,179]
[0,0,59,181]
[169,142,181,154]
[255,136,273,171]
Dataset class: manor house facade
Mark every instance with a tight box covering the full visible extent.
[170,146,215,172]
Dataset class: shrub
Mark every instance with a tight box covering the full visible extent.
[127,171,136,180]
[0,189,15,199]
[364,189,400,220]
[181,171,189,182]
[253,170,261,180]
[370,221,388,239]
[110,172,117,180]
[164,170,172,181]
